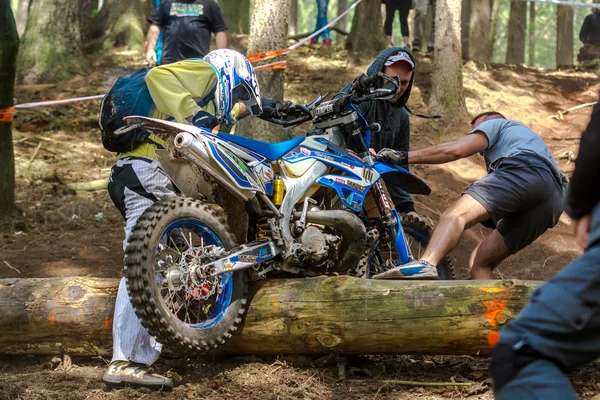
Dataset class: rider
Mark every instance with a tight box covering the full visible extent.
[101,49,282,390]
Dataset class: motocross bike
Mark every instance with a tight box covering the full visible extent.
[119,72,455,352]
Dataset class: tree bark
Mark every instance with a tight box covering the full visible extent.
[556,1,574,69]
[15,0,29,37]
[461,0,470,60]
[489,0,500,59]
[235,0,289,143]
[429,0,468,124]
[0,277,540,356]
[16,0,90,84]
[289,0,298,37]
[346,0,388,52]
[85,0,152,52]
[0,0,19,221]
[336,0,349,44]
[221,0,250,35]
[506,0,526,65]
[528,1,535,66]
[469,0,492,62]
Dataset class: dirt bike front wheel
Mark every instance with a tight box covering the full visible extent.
[125,197,248,353]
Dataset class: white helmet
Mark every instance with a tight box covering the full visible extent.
[204,49,262,125]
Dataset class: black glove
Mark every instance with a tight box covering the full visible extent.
[192,110,219,129]
[261,97,280,109]
[259,100,293,120]
[376,148,409,166]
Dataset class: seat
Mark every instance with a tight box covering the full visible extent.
[217,131,305,161]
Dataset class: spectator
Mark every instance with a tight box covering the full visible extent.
[374,112,567,280]
[311,0,332,47]
[341,47,419,217]
[491,100,600,400]
[145,0,228,66]
[412,0,436,53]
[579,8,600,45]
[384,0,413,49]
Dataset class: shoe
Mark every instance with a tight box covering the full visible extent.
[427,45,434,54]
[310,38,318,46]
[103,361,174,391]
[373,259,439,280]
[324,39,332,47]
[404,43,412,52]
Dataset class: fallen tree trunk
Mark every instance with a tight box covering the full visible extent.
[0,277,540,356]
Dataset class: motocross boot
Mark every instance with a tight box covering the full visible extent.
[103,361,174,391]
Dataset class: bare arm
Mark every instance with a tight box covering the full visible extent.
[215,31,227,49]
[145,24,161,65]
[408,132,489,164]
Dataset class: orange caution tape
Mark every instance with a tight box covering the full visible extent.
[0,106,14,123]
[247,48,289,63]
[254,61,287,71]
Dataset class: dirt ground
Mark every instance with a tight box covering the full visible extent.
[1,45,599,399]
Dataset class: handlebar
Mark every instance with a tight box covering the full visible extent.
[261,72,400,128]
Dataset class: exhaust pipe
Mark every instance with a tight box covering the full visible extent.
[173,131,254,201]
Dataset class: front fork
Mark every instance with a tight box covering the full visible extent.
[371,179,413,265]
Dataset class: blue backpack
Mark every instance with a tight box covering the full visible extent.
[99,68,156,153]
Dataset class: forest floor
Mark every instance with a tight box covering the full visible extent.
[1,44,599,399]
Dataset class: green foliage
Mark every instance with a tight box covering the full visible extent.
[493,0,588,69]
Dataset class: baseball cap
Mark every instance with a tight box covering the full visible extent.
[384,52,415,70]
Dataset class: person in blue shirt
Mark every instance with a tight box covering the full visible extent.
[374,111,567,280]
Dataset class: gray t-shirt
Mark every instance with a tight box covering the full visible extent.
[469,119,561,177]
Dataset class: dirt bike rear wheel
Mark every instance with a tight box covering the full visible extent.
[125,197,248,353]
[371,214,456,280]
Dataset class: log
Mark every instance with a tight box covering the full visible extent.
[0,277,541,356]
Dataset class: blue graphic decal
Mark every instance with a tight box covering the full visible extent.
[207,141,253,189]
[317,175,369,212]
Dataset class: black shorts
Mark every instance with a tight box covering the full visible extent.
[464,159,565,254]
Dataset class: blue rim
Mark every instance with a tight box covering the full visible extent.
[157,219,233,330]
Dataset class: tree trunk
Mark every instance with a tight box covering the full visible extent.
[469,0,492,62]
[346,0,388,52]
[461,0,470,60]
[16,0,90,84]
[556,1,574,69]
[489,0,500,59]
[506,0,526,65]
[0,277,540,356]
[221,0,250,35]
[15,0,29,37]
[235,0,289,143]
[289,0,298,37]
[336,0,348,44]
[0,0,19,221]
[79,0,100,44]
[429,0,468,124]
[528,1,535,66]
[86,0,152,52]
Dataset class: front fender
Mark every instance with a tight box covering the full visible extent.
[373,161,431,195]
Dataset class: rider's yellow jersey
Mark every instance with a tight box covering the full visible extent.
[119,59,239,160]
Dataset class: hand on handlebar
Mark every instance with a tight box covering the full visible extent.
[376,148,408,166]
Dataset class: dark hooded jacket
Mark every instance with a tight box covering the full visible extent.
[342,47,416,213]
